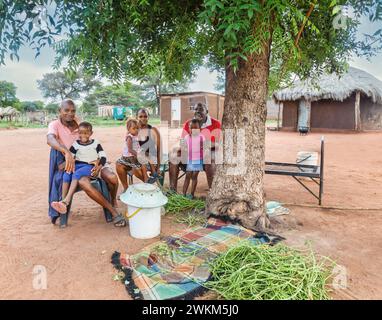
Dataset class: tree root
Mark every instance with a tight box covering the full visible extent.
[207,197,270,232]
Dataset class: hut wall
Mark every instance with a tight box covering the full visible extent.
[181,97,195,125]
[160,97,171,125]
[311,95,355,130]
[206,95,220,121]
[160,93,225,127]
[266,99,280,120]
[360,95,382,130]
[281,101,298,130]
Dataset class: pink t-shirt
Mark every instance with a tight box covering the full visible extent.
[47,119,79,149]
[185,134,205,161]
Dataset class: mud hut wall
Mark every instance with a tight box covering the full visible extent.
[281,101,298,130]
[160,97,171,125]
[311,94,356,130]
[360,95,382,130]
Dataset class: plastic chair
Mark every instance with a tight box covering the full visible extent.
[60,178,113,227]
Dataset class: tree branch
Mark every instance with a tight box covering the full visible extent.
[294,1,316,49]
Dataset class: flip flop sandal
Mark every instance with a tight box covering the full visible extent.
[51,201,68,214]
[147,176,158,184]
[113,214,127,227]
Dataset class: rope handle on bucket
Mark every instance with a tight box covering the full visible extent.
[125,208,142,219]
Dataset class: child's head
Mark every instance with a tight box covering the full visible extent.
[190,118,201,135]
[78,122,93,143]
[126,118,139,136]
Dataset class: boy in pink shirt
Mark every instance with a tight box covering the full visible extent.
[182,119,206,198]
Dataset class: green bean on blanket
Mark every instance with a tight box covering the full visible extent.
[205,241,334,300]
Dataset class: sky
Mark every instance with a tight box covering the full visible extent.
[0,17,381,102]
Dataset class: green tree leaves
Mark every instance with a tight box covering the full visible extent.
[0,0,381,88]
[37,69,100,101]
[0,80,18,107]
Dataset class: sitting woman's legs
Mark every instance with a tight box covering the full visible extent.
[101,167,119,207]
[78,176,119,218]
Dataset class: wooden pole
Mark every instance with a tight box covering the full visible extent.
[307,99,311,130]
[355,91,361,131]
[277,102,283,130]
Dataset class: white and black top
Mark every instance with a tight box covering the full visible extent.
[69,139,107,166]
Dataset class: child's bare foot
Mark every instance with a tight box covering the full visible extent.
[51,201,69,214]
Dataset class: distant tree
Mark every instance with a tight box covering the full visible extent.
[45,102,60,114]
[20,100,44,112]
[37,70,100,101]
[20,101,37,112]
[138,73,190,116]
[214,71,225,94]
[81,94,97,115]
[82,83,136,115]
[34,100,44,110]
[0,80,18,107]
[92,84,133,106]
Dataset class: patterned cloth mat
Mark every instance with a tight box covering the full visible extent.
[111,217,283,300]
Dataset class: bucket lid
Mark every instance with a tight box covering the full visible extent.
[120,183,168,208]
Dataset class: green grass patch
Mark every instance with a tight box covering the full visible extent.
[0,120,46,129]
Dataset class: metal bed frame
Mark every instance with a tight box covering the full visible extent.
[265,136,324,205]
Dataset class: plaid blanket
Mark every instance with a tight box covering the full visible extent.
[111,218,282,300]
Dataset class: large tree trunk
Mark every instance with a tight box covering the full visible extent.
[207,42,271,231]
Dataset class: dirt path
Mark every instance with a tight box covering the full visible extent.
[0,127,381,299]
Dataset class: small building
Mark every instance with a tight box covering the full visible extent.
[272,67,382,131]
[98,105,114,118]
[98,105,134,119]
[160,91,225,127]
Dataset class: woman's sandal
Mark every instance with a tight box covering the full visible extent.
[113,214,127,227]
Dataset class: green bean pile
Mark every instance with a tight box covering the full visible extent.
[205,242,334,300]
[174,211,207,227]
[164,192,205,214]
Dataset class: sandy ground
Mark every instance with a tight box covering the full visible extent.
[0,126,381,300]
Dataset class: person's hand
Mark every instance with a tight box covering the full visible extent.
[89,160,103,178]
[64,151,75,173]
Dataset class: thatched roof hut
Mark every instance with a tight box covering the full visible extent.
[272,67,382,131]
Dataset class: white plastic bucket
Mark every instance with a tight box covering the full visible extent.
[127,205,161,239]
[120,183,168,239]
[296,151,318,166]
